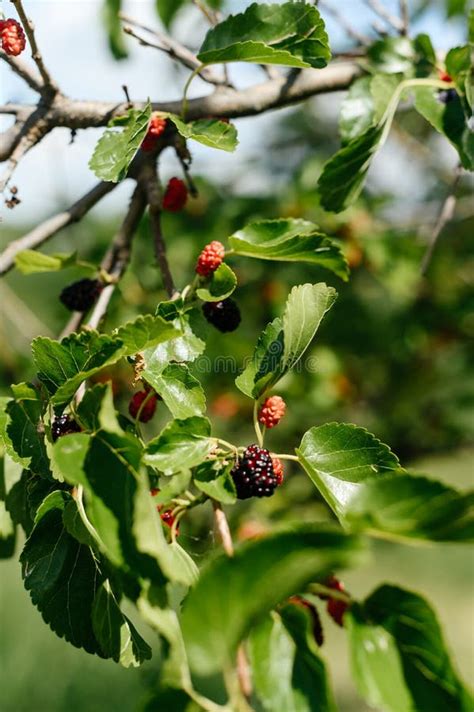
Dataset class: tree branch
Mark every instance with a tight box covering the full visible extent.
[142,163,177,298]
[60,183,147,337]
[0,180,116,276]
[10,0,58,93]
[0,48,43,92]
[399,0,409,35]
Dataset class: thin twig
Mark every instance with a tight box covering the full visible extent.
[399,0,409,35]
[318,0,371,45]
[0,105,51,192]
[10,0,57,92]
[120,13,227,86]
[363,0,404,32]
[192,0,218,25]
[0,181,116,276]
[60,184,147,337]
[212,501,234,556]
[420,167,462,276]
[0,48,43,92]
[143,164,177,298]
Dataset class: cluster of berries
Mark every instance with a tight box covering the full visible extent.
[51,414,81,441]
[141,115,189,212]
[59,278,103,313]
[231,445,283,499]
[129,386,159,422]
[0,18,25,56]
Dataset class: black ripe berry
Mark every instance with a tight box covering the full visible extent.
[437,88,457,104]
[60,279,103,312]
[202,298,241,333]
[51,414,81,442]
[231,444,279,499]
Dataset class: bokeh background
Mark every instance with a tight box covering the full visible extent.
[1,1,473,710]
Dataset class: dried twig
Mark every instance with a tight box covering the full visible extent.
[143,163,177,298]
[0,181,116,275]
[420,167,462,276]
[10,0,58,92]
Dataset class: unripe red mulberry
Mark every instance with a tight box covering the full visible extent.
[288,596,324,646]
[258,395,286,428]
[0,19,26,56]
[438,70,453,83]
[160,509,176,530]
[141,115,167,151]
[196,241,225,277]
[272,457,284,485]
[128,390,158,422]
[317,575,350,627]
[163,177,188,212]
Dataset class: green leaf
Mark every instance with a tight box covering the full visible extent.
[14,250,77,274]
[353,585,474,712]
[181,525,365,676]
[229,219,348,279]
[92,580,152,667]
[446,0,468,18]
[155,0,186,28]
[146,309,205,374]
[281,603,337,711]
[32,331,124,407]
[103,0,128,59]
[144,417,213,475]
[249,608,336,712]
[20,501,104,655]
[347,606,413,712]
[195,263,238,302]
[152,470,192,506]
[339,76,374,144]
[193,460,236,504]
[346,473,474,543]
[114,313,180,356]
[143,363,206,419]
[6,385,51,478]
[317,124,384,213]
[197,2,330,69]
[89,102,151,182]
[414,86,474,170]
[367,37,415,75]
[0,500,16,559]
[297,422,400,521]
[166,114,239,152]
[236,283,337,398]
[0,396,29,467]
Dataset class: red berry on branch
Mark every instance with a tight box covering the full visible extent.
[272,457,284,485]
[128,390,158,422]
[150,488,160,497]
[163,177,188,212]
[288,596,324,646]
[196,240,225,277]
[0,19,26,56]
[160,509,178,533]
[317,575,350,627]
[438,70,453,83]
[141,115,167,151]
[258,395,286,428]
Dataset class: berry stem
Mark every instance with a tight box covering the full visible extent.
[309,583,352,604]
[271,453,300,462]
[182,65,205,120]
[253,401,264,447]
[74,485,104,549]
